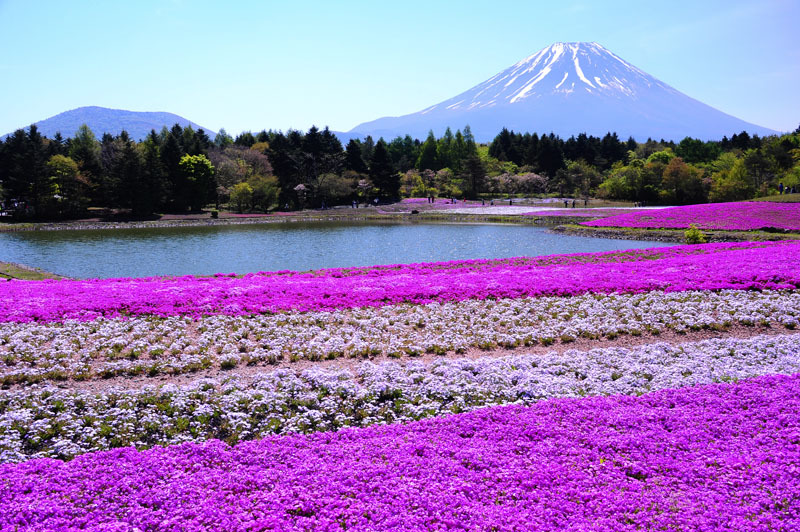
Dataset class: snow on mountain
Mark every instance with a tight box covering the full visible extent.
[349,42,778,142]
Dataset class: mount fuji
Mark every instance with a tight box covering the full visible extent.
[348,42,778,142]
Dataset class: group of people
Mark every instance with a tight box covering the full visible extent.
[778,183,797,195]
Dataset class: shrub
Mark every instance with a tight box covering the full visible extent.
[685,224,707,244]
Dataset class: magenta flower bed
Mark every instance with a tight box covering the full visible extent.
[582,201,800,231]
[2,241,800,323]
[2,374,797,531]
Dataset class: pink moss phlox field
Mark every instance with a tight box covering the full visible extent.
[2,374,798,531]
[2,241,800,323]
[581,201,800,231]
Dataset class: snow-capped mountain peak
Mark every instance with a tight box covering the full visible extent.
[348,42,778,142]
[440,42,674,112]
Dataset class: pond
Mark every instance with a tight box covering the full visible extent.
[0,221,674,279]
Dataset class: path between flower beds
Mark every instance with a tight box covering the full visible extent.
[2,240,799,322]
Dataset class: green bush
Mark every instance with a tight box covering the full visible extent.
[685,224,707,244]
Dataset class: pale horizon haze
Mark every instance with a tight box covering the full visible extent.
[0,0,798,137]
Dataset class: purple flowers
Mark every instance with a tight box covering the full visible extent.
[581,201,800,231]
[2,241,799,323]
[2,374,798,530]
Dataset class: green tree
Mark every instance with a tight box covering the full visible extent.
[709,157,754,202]
[214,128,234,149]
[437,127,454,169]
[26,125,51,216]
[536,134,565,177]
[369,139,398,198]
[416,131,439,171]
[230,182,253,213]
[178,154,216,211]
[461,155,486,198]
[743,148,773,194]
[344,139,368,173]
[68,124,101,204]
[248,174,279,211]
[316,173,356,205]
[137,131,167,215]
[646,149,675,165]
[660,157,706,204]
[46,154,88,217]
[161,130,185,210]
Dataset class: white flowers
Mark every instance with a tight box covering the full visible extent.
[2,289,798,384]
[2,332,799,462]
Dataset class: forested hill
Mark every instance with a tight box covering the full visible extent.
[1,106,216,142]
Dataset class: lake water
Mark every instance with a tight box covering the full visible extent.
[0,221,674,279]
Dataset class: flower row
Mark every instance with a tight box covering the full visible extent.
[2,371,798,530]
[2,289,798,385]
[523,208,640,217]
[2,333,798,463]
[1,240,799,322]
[582,201,800,231]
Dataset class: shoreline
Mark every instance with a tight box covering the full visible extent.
[0,261,67,280]
[0,210,596,233]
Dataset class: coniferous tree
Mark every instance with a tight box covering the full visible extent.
[463,125,478,156]
[25,125,51,215]
[136,131,166,215]
[524,133,540,167]
[437,127,454,169]
[416,131,439,171]
[344,139,368,173]
[234,131,256,148]
[0,129,30,204]
[161,130,186,211]
[369,139,397,198]
[114,132,144,212]
[462,154,486,198]
[451,130,467,173]
[536,134,565,177]
[360,135,375,163]
[214,128,234,149]
[69,124,102,203]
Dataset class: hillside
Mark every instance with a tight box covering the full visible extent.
[2,106,216,141]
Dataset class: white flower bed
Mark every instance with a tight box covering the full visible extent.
[1,289,798,385]
[2,333,799,463]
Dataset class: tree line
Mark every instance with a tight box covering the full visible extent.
[1,121,798,220]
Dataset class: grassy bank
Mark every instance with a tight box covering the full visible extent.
[0,262,65,280]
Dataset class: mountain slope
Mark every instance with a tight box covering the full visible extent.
[349,42,778,142]
[2,106,216,141]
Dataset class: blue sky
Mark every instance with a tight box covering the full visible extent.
[0,0,798,136]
